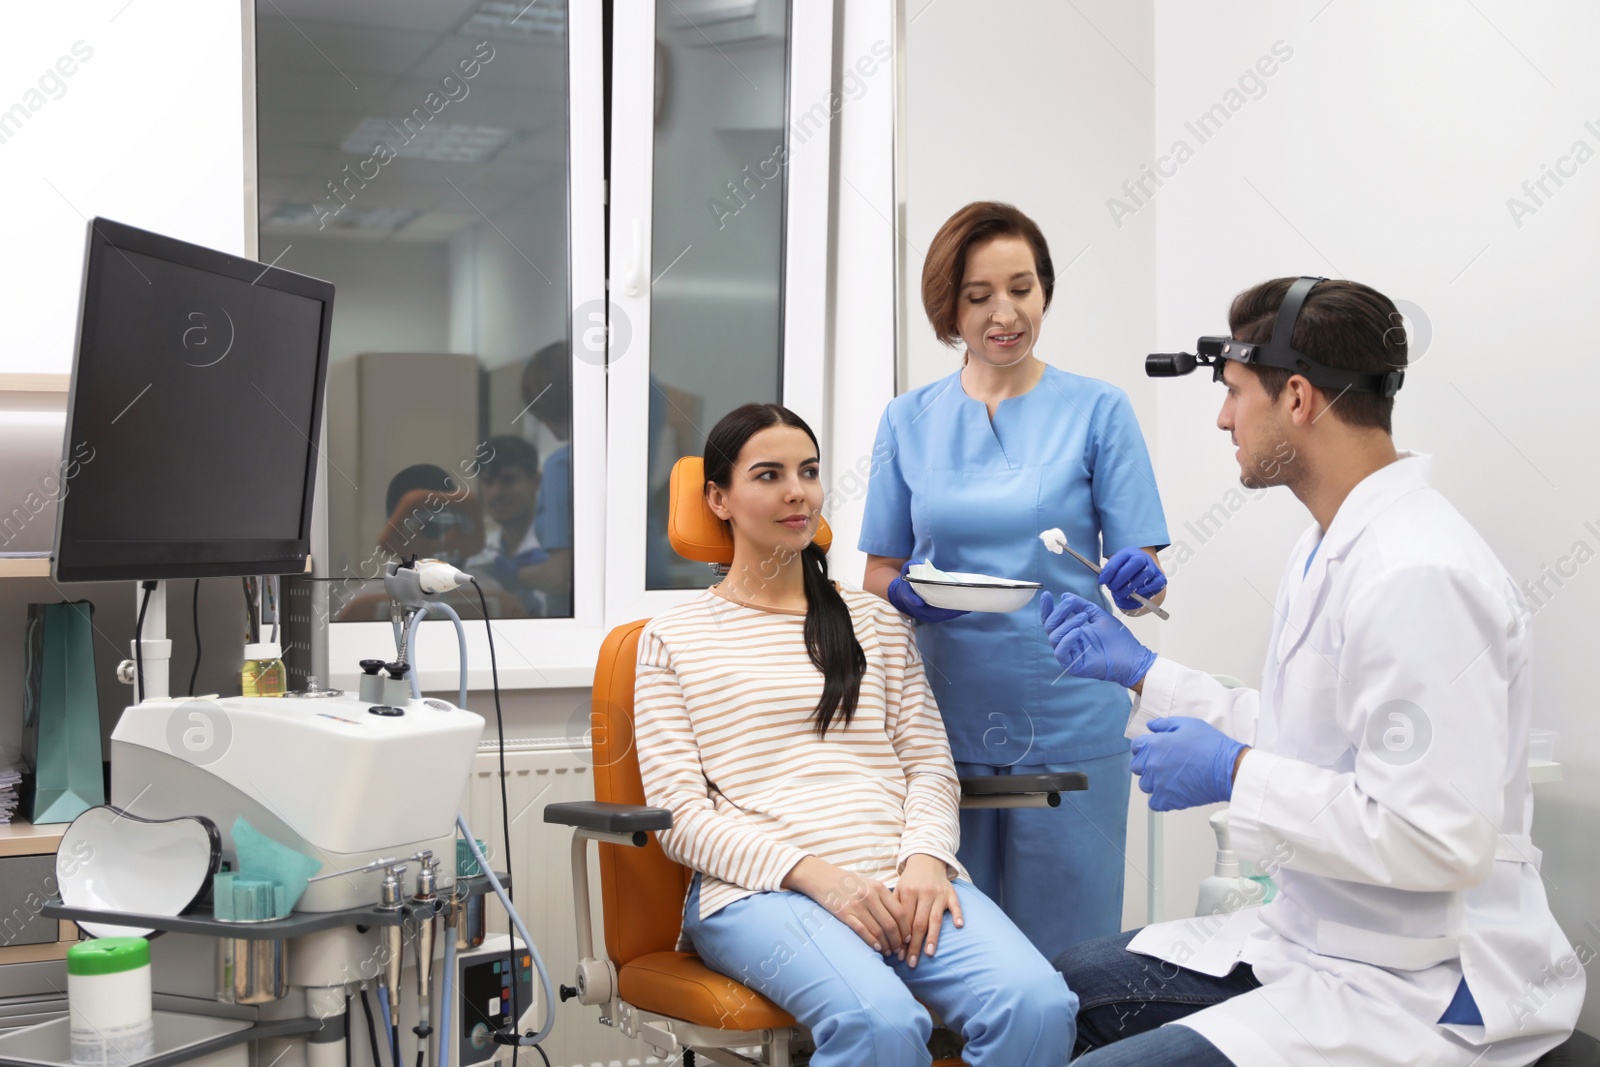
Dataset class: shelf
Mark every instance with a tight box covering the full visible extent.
[1528,759,1563,784]
[0,558,315,579]
[42,898,423,940]
[41,872,505,940]
[0,375,68,394]
[0,819,66,857]
[0,943,70,967]
[0,1011,319,1067]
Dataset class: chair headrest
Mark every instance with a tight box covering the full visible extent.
[667,456,833,565]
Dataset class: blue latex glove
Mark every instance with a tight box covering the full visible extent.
[1129,717,1249,812]
[1040,591,1156,689]
[887,560,971,624]
[1099,547,1167,612]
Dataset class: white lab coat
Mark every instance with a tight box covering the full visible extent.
[1124,454,1583,1067]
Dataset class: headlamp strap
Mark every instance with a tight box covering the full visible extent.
[1270,276,1323,355]
[1265,276,1404,397]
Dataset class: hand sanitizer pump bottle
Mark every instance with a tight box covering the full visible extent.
[1196,809,1270,916]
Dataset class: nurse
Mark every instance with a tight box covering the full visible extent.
[860,201,1170,960]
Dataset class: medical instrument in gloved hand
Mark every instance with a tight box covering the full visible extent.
[1099,546,1169,613]
[1040,591,1157,690]
[1130,716,1249,812]
[1039,529,1170,620]
[888,559,971,623]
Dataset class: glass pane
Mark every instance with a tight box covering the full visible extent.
[646,0,790,589]
[257,0,573,619]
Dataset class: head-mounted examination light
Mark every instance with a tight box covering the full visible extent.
[1146,276,1404,398]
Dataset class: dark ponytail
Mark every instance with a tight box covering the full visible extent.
[704,404,866,737]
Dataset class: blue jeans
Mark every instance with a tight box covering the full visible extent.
[685,876,1076,1066]
[1054,930,1256,1065]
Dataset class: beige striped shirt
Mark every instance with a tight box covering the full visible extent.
[635,586,965,936]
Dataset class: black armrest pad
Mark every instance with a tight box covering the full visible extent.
[543,800,673,834]
[960,772,1088,796]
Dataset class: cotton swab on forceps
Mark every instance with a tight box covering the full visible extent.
[1039,528,1171,621]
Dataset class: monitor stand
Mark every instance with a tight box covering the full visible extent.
[130,580,172,702]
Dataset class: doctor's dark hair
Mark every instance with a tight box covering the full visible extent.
[704,403,865,737]
[482,434,540,479]
[922,201,1055,346]
[1228,278,1406,434]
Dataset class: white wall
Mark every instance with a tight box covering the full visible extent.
[896,0,1159,929]
[0,1,247,374]
[824,0,901,590]
[902,2,1600,1006]
[1149,0,1600,1030]
[902,0,1156,405]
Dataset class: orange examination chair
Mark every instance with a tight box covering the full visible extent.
[545,457,1086,1066]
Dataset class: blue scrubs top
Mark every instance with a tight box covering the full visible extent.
[859,365,1169,765]
[534,443,572,551]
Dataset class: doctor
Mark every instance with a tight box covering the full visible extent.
[1044,277,1583,1066]
[860,201,1170,961]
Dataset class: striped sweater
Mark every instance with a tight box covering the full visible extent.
[634,585,966,938]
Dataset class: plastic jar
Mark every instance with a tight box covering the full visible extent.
[241,642,287,698]
[68,937,154,1067]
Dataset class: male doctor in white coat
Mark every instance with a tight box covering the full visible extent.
[1042,277,1584,1066]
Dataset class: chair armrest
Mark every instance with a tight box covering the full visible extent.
[959,772,1088,809]
[961,773,1088,795]
[544,800,673,835]
[543,800,674,1010]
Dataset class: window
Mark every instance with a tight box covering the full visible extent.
[253,1,832,685]
[257,0,575,621]
[643,0,791,590]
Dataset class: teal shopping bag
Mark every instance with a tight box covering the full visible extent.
[22,601,105,824]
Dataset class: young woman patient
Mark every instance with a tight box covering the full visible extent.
[634,403,1075,1066]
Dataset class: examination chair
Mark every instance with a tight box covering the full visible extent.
[545,457,1086,1067]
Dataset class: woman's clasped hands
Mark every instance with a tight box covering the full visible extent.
[783,853,964,968]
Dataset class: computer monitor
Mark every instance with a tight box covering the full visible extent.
[52,218,334,582]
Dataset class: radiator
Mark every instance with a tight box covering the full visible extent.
[463,741,667,1067]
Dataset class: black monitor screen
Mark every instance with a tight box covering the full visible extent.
[53,219,334,582]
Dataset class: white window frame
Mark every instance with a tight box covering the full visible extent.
[327,1,609,692]
[604,0,835,626]
[323,1,835,687]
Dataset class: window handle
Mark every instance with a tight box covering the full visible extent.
[623,218,644,297]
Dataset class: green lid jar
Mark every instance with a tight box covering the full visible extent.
[69,937,154,1066]
[67,937,149,976]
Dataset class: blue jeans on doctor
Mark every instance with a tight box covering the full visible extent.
[684,874,1077,1066]
[1053,929,1251,1064]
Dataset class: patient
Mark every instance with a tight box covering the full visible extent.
[633,403,1075,1066]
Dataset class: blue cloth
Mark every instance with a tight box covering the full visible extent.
[859,365,1169,764]
[684,876,1076,1066]
[1055,929,1252,1064]
[1303,537,1321,577]
[956,752,1131,962]
[491,541,548,615]
[533,442,572,551]
[1439,977,1483,1025]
